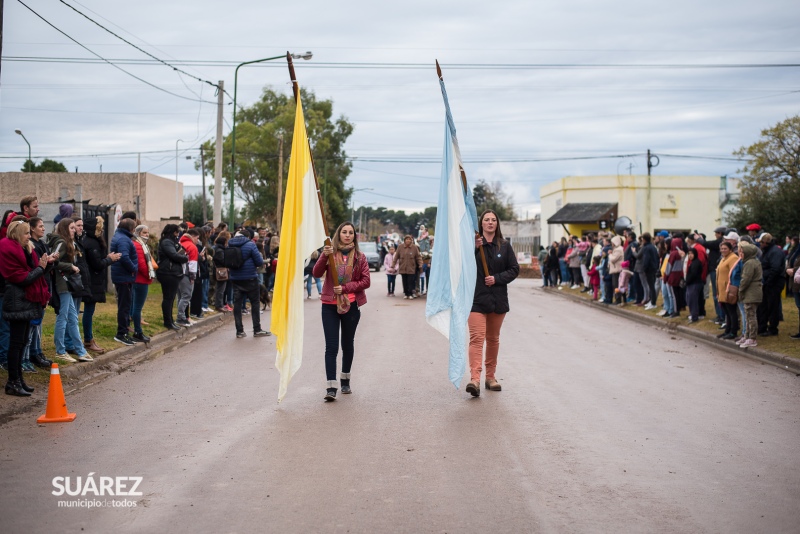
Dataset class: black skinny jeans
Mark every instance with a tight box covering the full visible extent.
[321,302,361,382]
[7,320,31,382]
[723,302,739,335]
[386,274,396,294]
[158,274,181,327]
[190,276,205,316]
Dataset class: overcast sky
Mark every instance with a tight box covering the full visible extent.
[2,0,798,217]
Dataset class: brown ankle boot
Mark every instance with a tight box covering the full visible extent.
[485,378,502,391]
[465,381,480,397]
[85,339,106,354]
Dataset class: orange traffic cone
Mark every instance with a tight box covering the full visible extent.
[37,364,76,424]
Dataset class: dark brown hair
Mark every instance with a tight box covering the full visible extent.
[478,209,505,244]
[20,196,37,213]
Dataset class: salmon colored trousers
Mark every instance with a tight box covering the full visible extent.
[468,312,506,382]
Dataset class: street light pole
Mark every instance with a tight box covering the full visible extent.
[14,129,31,169]
[229,51,312,229]
[176,139,183,218]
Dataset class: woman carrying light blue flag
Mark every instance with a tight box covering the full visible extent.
[466,209,519,397]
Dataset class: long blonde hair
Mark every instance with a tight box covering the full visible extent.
[7,220,33,252]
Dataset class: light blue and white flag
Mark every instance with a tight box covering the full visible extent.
[425,75,479,389]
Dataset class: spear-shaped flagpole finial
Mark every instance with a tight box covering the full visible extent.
[436,59,443,80]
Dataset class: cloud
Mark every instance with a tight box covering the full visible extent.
[2,0,799,215]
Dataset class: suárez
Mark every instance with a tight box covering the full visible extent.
[51,474,143,496]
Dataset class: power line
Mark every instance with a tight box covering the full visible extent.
[5,55,800,70]
[360,190,436,205]
[57,0,231,100]
[14,0,217,104]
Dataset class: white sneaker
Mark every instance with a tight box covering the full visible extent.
[56,353,77,363]
[76,354,94,362]
[656,309,667,316]
[558,286,563,290]
[741,339,758,348]
[570,285,579,289]
[202,307,211,313]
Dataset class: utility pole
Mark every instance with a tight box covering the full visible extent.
[136,153,141,218]
[213,80,224,225]
[646,149,659,235]
[200,146,207,224]
[276,134,284,234]
[0,0,5,87]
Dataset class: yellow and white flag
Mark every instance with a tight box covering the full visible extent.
[273,92,328,402]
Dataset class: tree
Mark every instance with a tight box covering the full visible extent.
[183,193,212,227]
[731,116,800,240]
[472,179,516,221]
[21,158,68,172]
[352,205,438,238]
[200,87,354,232]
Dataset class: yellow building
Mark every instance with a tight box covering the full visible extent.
[541,175,737,244]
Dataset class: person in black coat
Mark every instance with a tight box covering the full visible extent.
[685,248,704,323]
[156,224,188,330]
[27,217,56,369]
[545,242,560,287]
[757,233,786,336]
[639,232,660,309]
[466,210,520,397]
[81,216,120,353]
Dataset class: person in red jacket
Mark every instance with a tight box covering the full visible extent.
[587,256,601,300]
[312,221,371,402]
[131,225,155,342]
[177,229,199,326]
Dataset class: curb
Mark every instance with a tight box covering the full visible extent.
[540,287,800,375]
[0,312,235,426]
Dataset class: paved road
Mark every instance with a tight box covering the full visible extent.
[1,275,798,533]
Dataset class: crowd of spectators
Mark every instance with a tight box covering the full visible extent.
[541,224,800,349]
[0,195,280,396]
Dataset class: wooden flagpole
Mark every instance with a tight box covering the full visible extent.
[436,60,490,277]
[287,52,337,276]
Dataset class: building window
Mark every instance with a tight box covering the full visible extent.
[660,208,678,218]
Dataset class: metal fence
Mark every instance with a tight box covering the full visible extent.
[508,235,540,256]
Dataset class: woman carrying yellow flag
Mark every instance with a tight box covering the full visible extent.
[312,222,371,401]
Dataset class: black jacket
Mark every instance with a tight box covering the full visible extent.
[82,231,113,303]
[157,237,187,278]
[760,242,785,287]
[641,242,660,273]
[472,238,520,314]
[685,257,703,285]
[74,237,92,299]
[705,237,722,270]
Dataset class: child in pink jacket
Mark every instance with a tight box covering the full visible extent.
[616,260,634,306]
[383,242,398,296]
